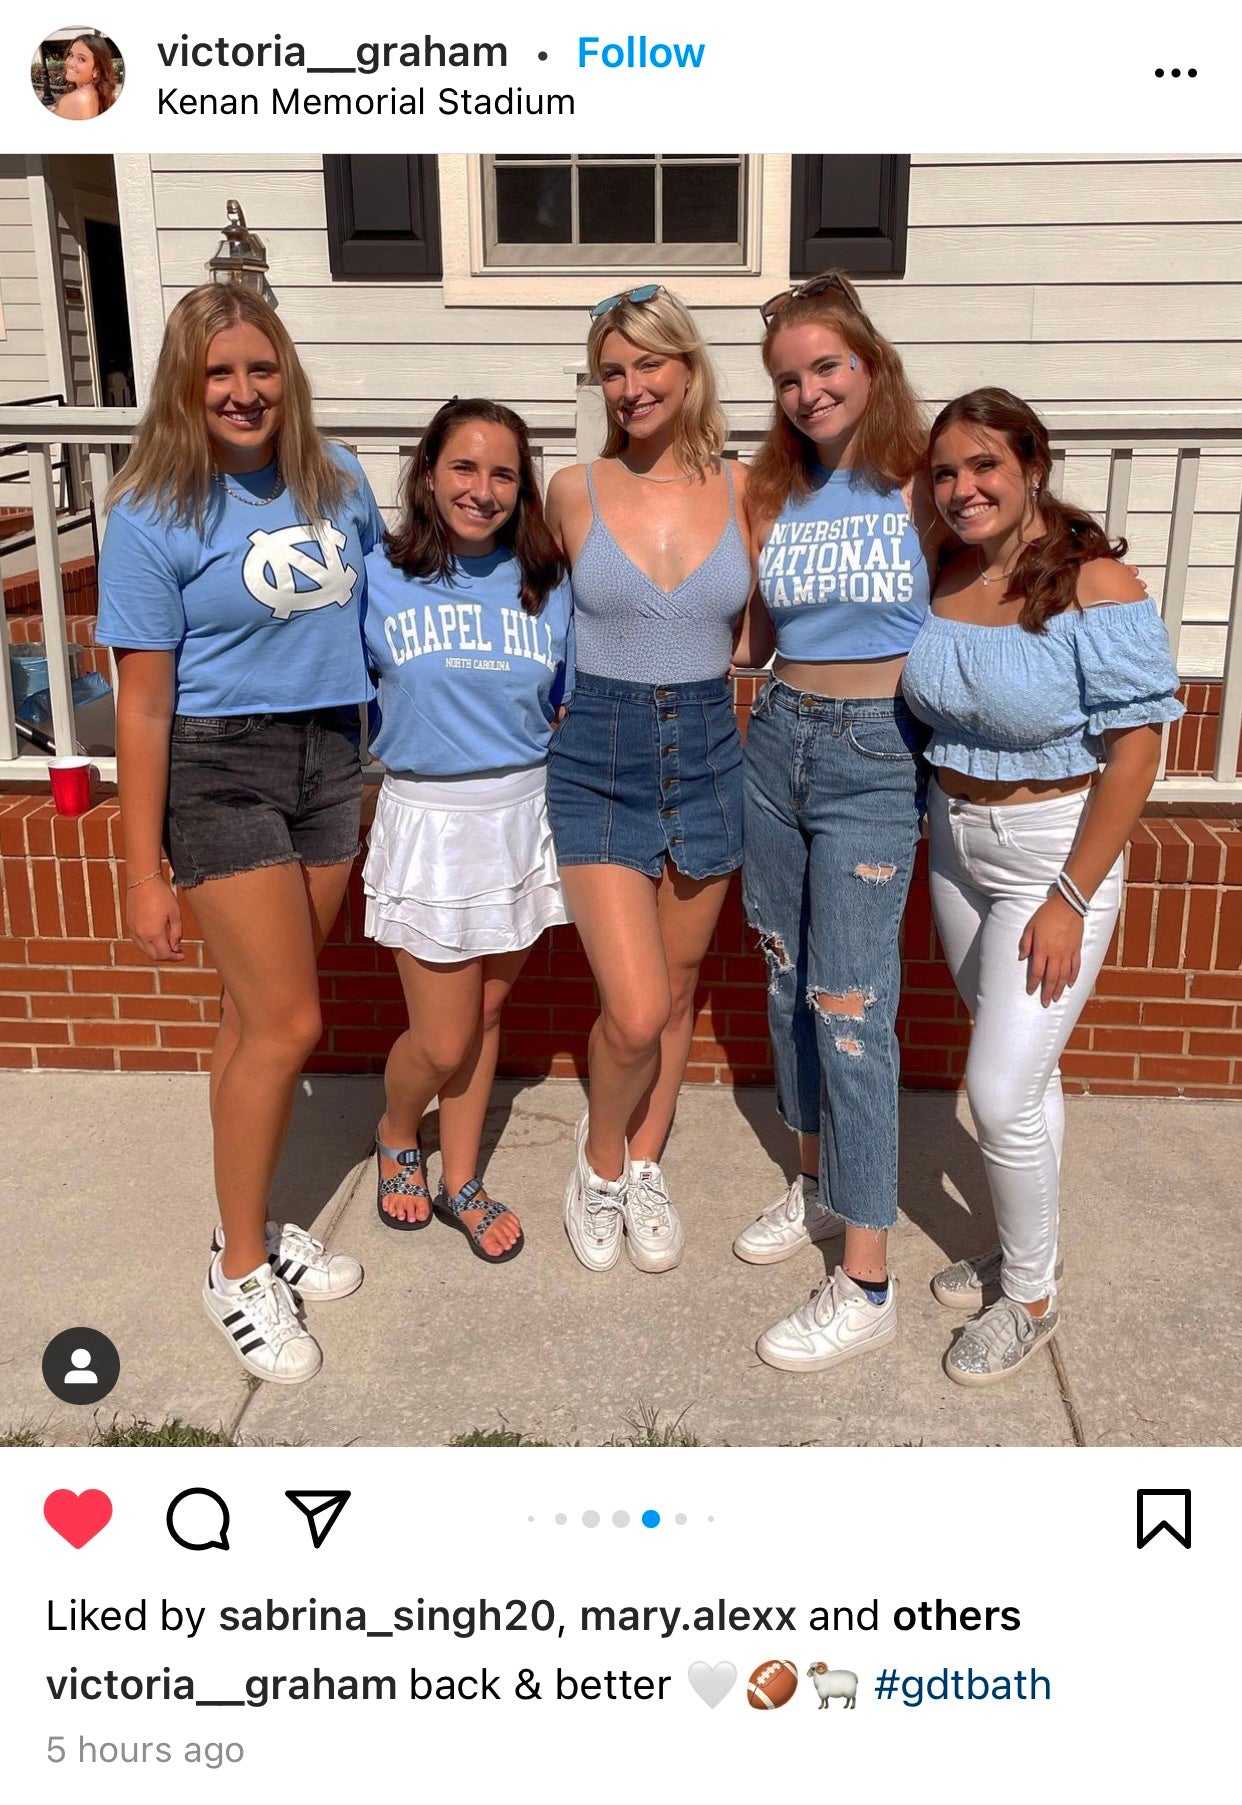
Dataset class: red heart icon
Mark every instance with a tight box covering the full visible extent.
[44,1489,112,1548]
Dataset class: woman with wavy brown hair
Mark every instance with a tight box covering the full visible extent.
[97,282,379,1384]
[902,388,1182,1384]
[731,271,950,1375]
[362,399,573,1264]
[545,287,754,1277]
[53,35,119,117]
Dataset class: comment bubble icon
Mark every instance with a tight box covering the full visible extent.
[167,1487,230,1552]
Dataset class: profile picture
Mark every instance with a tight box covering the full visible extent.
[32,26,123,118]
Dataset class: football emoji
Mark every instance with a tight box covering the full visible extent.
[747,1659,798,1710]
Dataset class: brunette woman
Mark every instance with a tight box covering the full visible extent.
[97,283,376,1384]
[732,271,950,1372]
[53,35,118,117]
[902,388,1182,1383]
[545,287,754,1274]
[363,400,573,1263]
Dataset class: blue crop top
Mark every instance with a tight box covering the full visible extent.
[900,598,1184,782]
[759,467,930,660]
[570,460,752,683]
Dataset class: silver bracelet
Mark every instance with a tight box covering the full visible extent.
[1055,870,1088,916]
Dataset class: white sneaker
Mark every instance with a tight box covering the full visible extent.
[623,1161,685,1273]
[732,1173,847,1266]
[756,1266,898,1373]
[211,1221,363,1302]
[563,1113,626,1272]
[202,1256,323,1385]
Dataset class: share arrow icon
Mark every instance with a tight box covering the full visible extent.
[285,1490,351,1549]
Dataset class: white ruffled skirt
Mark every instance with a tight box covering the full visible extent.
[363,765,570,963]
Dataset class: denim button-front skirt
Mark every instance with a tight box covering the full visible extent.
[547,671,743,881]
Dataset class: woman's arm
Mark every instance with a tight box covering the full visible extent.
[114,649,183,961]
[1019,723,1161,1007]
[732,495,776,669]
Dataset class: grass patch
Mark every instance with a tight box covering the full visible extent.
[90,1417,237,1448]
[450,1429,556,1448]
[0,1423,49,1447]
[451,1405,702,1449]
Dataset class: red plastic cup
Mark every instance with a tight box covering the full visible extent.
[48,756,93,817]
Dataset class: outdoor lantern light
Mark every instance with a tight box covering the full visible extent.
[207,201,277,307]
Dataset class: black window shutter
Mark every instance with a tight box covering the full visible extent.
[789,156,911,279]
[323,156,443,279]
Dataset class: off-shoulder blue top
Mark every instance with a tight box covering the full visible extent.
[900,597,1184,782]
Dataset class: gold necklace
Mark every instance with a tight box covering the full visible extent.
[977,546,1019,588]
[617,458,694,485]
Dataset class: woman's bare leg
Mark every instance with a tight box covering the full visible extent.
[558,865,671,1181]
[436,948,529,1254]
[626,868,732,1162]
[377,952,482,1224]
[190,860,352,1279]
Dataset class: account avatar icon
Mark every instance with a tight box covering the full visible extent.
[41,1326,120,1404]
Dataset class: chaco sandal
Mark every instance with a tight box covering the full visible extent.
[434,1177,525,1265]
[375,1130,433,1231]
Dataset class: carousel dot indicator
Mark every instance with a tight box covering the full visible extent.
[555,1513,567,1525]
[582,1509,600,1528]
[642,1509,661,1528]
[675,1513,687,1525]
[612,1510,630,1527]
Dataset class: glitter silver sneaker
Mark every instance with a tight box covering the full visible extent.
[623,1161,685,1273]
[932,1247,1063,1310]
[944,1296,1060,1388]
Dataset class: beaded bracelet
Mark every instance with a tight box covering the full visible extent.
[125,868,164,891]
[1055,870,1089,917]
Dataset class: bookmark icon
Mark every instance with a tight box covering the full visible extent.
[286,1490,351,1549]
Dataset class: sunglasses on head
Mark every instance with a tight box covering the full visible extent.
[759,272,859,328]
[590,283,664,320]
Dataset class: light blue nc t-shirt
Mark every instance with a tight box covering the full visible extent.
[95,443,382,714]
[760,467,930,660]
[365,547,574,778]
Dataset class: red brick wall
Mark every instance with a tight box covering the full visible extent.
[1,676,1239,1095]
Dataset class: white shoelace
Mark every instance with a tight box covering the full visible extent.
[584,1192,623,1244]
[231,1272,300,1349]
[278,1225,327,1264]
[626,1168,674,1236]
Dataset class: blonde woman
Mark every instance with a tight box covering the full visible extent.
[96,284,379,1384]
[53,35,118,117]
[545,286,754,1274]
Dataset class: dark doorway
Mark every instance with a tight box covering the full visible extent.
[83,218,134,406]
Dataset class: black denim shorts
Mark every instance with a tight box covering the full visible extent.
[166,707,363,888]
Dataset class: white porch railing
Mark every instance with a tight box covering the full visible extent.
[2,401,1240,802]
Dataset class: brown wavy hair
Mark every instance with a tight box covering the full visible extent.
[749,271,926,523]
[385,399,567,614]
[586,288,728,475]
[929,388,1125,634]
[68,36,120,111]
[109,283,352,534]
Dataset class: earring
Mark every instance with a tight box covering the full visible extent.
[849,355,858,370]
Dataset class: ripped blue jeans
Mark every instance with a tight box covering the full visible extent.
[741,678,926,1230]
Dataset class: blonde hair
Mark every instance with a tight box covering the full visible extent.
[586,289,727,475]
[108,283,351,532]
[749,271,927,523]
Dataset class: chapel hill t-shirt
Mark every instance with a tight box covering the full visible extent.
[365,546,574,778]
[95,443,382,714]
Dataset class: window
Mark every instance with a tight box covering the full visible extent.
[789,155,911,278]
[483,155,746,269]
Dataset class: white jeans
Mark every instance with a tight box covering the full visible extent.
[928,782,1123,1302]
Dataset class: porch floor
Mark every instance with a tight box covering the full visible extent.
[1,1075,1237,1448]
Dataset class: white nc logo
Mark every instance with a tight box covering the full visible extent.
[242,524,358,621]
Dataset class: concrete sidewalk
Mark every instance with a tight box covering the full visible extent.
[1,1073,1238,1447]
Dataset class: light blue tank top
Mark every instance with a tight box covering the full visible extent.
[570,460,752,683]
[759,467,930,661]
[901,597,1184,781]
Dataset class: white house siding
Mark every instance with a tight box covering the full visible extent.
[0,157,49,405]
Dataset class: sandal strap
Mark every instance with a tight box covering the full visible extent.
[376,1132,431,1203]
[442,1179,514,1246]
